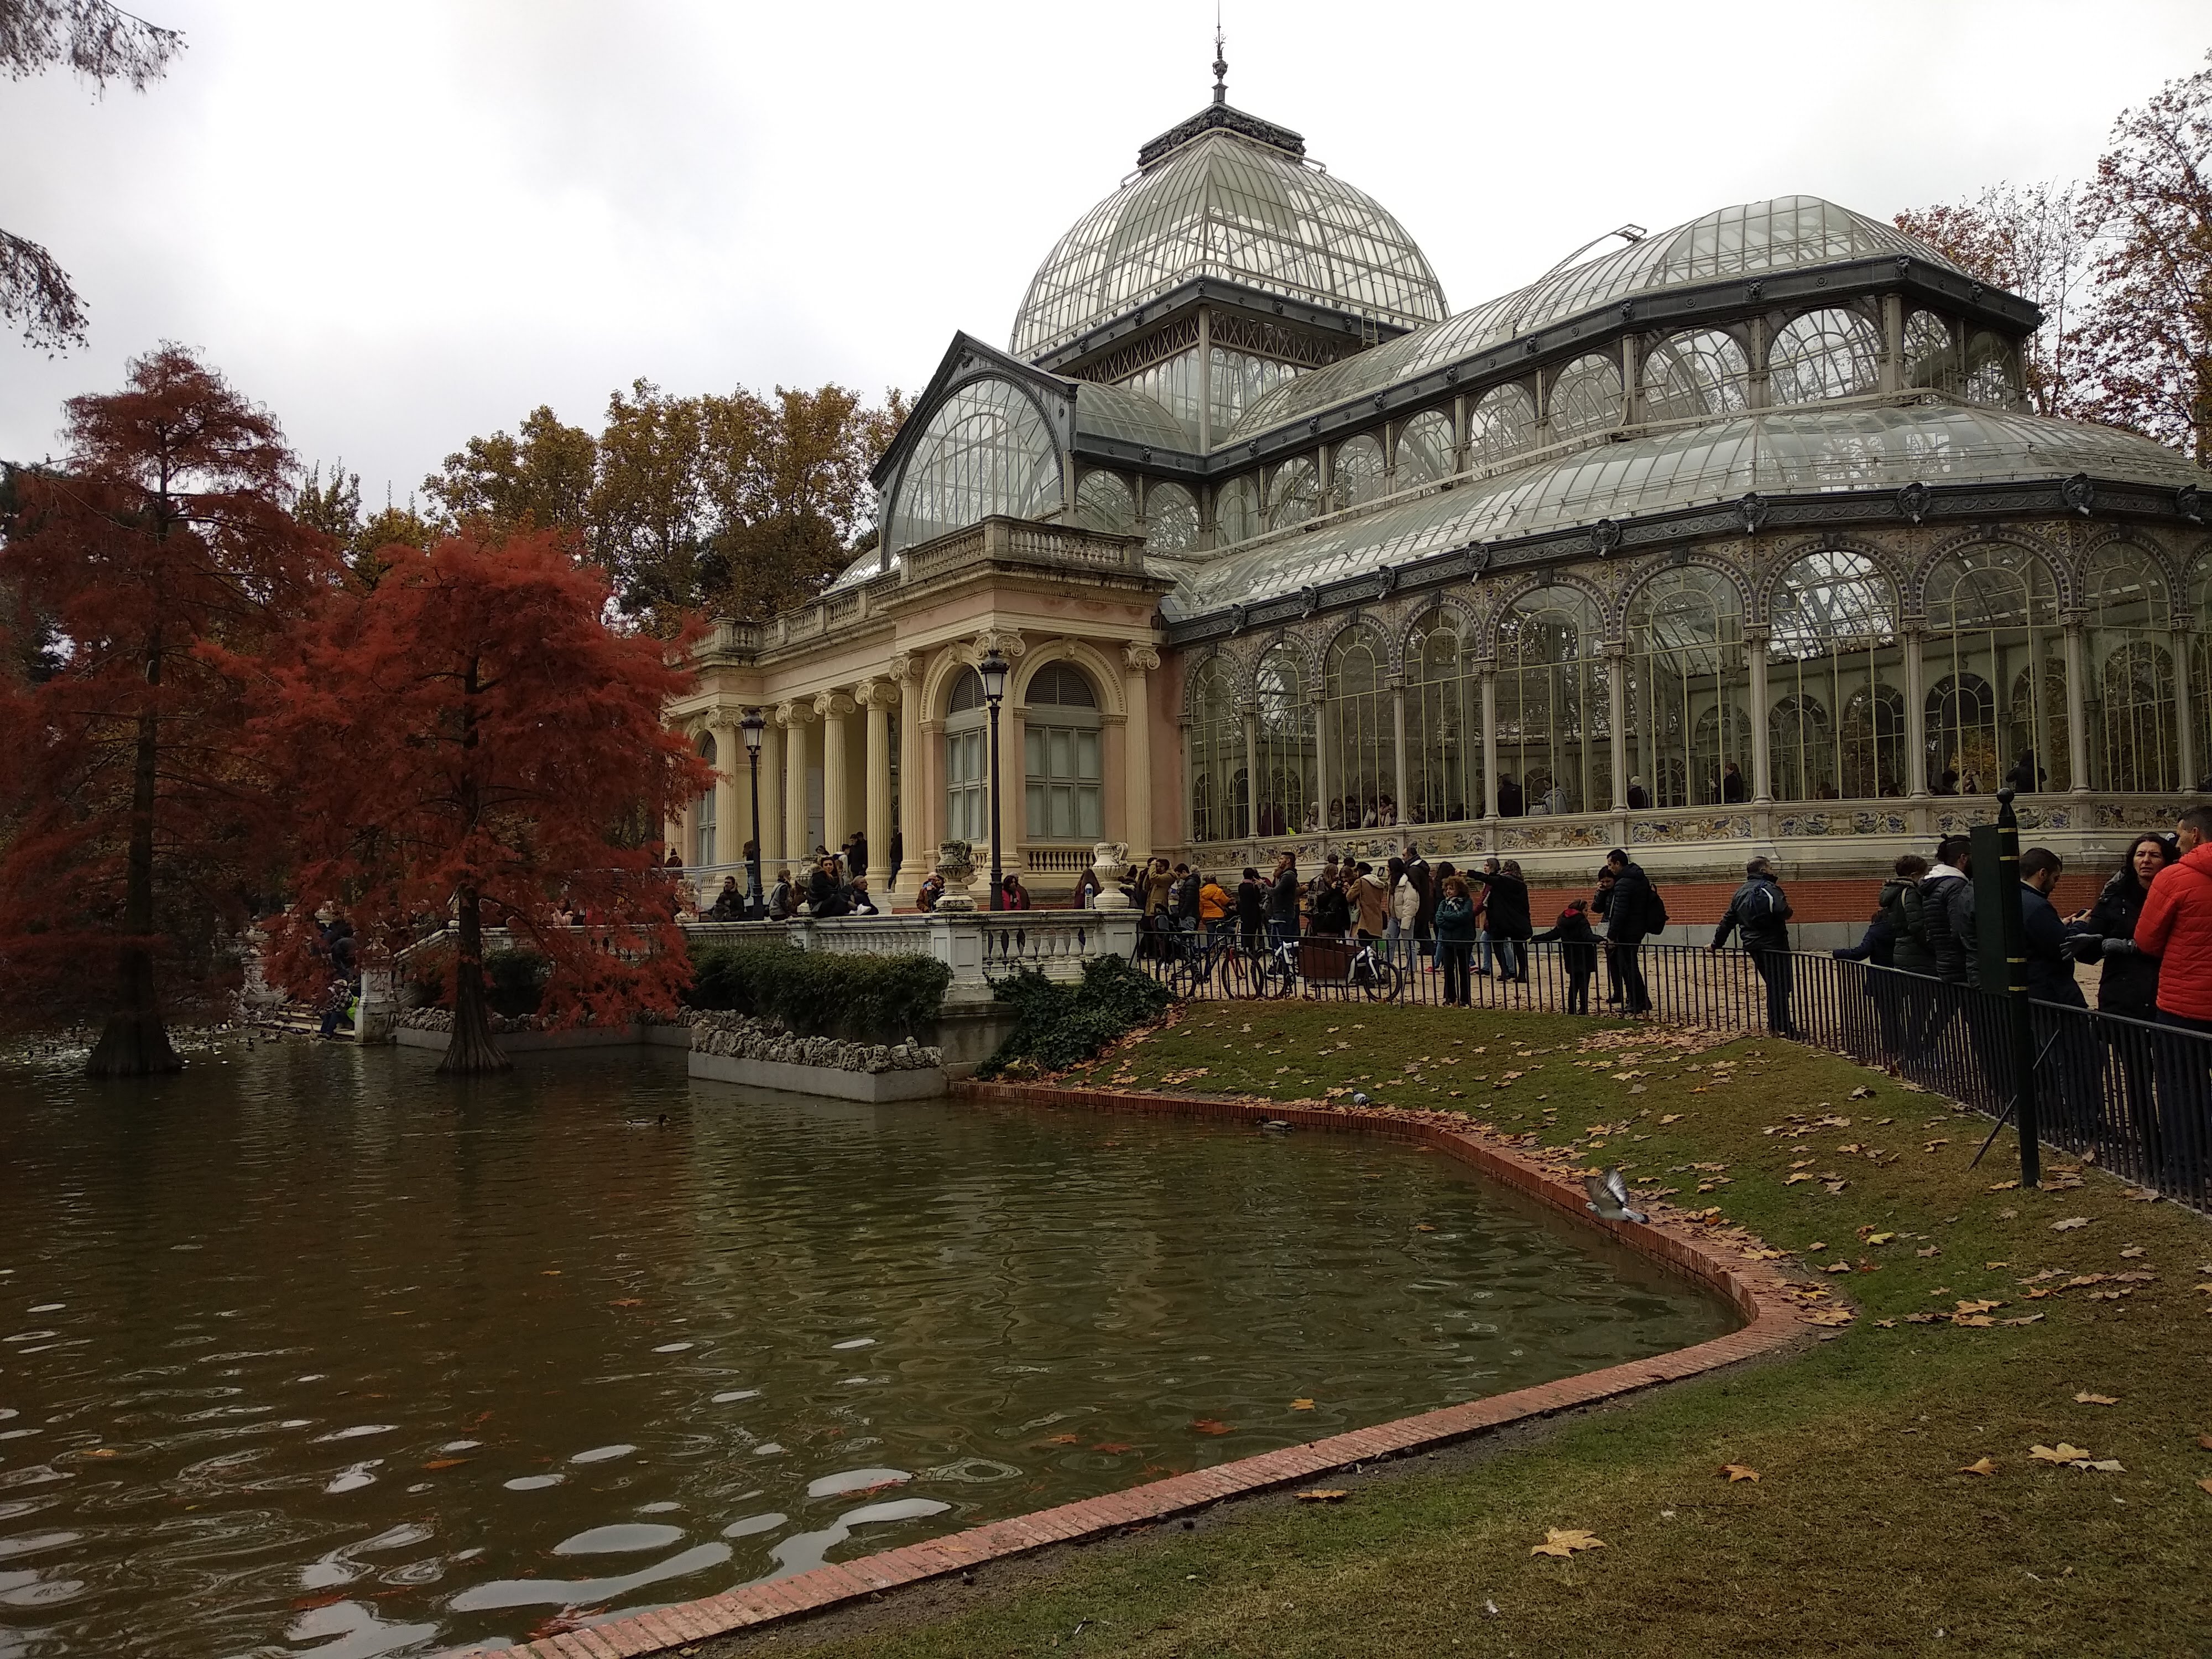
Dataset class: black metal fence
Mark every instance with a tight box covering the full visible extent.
[1129,920,2211,1210]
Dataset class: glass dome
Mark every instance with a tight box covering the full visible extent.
[1010,126,1449,361]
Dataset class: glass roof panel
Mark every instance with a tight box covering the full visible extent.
[1010,130,1448,360]
[1220,196,1969,448]
[1073,379,1191,450]
[1167,403,2203,618]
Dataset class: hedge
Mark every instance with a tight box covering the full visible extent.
[403,945,546,1018]
[684,941,951,1041]
[974,954,1175,1078]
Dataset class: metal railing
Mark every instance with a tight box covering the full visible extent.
[1129,924,2210,1210]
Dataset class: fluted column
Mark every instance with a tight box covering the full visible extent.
[1241,705,1261,842]
[711,713,741,869]
[1480,666,1500,819]
[1605,645,1628,810]
[2173,628,2197,794]
[892,654,924,905]
[759,718,785,865]
[1311,692,1333,837]
[1903,625,1929,797]
[2063,618,2091,794]
[1747,625,1773,804]
[816,690,856,851]
[778,700,813,873]
[859,679,896,893]
[1122,643,1159,864]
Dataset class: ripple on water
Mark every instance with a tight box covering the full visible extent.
[721,1512,786,1539]
[502,1474,564,1491]
[710,1389,759,1404]
[554,1522,685,1554]
[570,1443,636,1464]
[804,1467,909,1498]
[768,1497,952,1580]
[446,1540,731,1613]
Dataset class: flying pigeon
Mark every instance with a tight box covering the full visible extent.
[1584,1167,1647,1224]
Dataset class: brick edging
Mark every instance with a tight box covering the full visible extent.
[478,1084,1807,1659]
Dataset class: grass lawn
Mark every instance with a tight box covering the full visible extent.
[763,998,2212,1658]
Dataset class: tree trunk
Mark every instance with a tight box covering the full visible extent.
[87,682,180,1077]
[439,882,509,1074]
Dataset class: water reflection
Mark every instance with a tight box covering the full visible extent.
[0,1041,1731,1656]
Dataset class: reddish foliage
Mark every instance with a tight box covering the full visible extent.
[235,526,713,1066]
[0,346,335,1063]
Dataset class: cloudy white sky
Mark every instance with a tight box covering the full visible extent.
[4,1,2206,501]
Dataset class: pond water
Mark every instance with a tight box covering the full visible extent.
[0,1041,1733,1657]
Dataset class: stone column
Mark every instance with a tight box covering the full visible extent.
[778,700,813,875]
[1903,625,1930,798]
[817,690,855,851]
[1605,645,1628,810]
[893,654,925,905]
[711,713,741,870]
[2174,627,2197,795]
[1480,666,1500,820]
[1242,706,1261,843]
[759,718,785,864]
[1389,676,1410,824]
[1122,643,1159,864]
[859,679,896,895]
[2063,618,2092,794]
[1747,625,1773,804]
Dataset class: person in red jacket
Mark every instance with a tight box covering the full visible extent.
[2133,804,2212,1180]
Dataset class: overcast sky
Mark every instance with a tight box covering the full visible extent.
[4,1,2206,503]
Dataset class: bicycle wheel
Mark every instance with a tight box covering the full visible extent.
[1215,948,1254,1000]
[1361,959,1405,1002]
[1262,952,1298,999]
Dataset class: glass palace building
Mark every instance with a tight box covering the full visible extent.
[669,76,2212,923]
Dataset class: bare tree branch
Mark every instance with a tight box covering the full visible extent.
[0,0,183,88]
[0,227,88,351]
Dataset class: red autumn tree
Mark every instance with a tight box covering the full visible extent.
[0,345,333,1075]
[240,527,712,1073]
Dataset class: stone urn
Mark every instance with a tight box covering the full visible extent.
[932,838,978,911]
[1089,841,1131,910]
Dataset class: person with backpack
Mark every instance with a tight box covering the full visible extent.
[1833,854,1931,1056]
[1532,898,1601,1014]
[1434,877,1478,1006]
[1173,862,1202,937]
[1712,855,1796,1037]
[1919,837,1975,984]
[1235,865,1267,950]
[1312,869,1352,938]
[1404,843,1437,969]
[1602,848,1659,1014]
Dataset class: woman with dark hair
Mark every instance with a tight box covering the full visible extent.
[2067,832,2177,1154]
[2068,833,2177,1020]
[1484,859,1533,983]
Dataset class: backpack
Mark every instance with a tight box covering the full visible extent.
[1743,881,1785,924]
[1643,881,1670,935]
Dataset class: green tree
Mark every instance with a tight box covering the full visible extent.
[591,379,708,629]
[422,405,597,539]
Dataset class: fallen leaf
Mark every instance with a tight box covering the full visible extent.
[1044,1434,1081,1445]
[1955,1299,2004,1316]
[1529,1528,1605,1557]
[1291,1399,1316,1411]
[541,1270,562,1276]
[1850,1086,1875,1099]
[1784,1172,1815,1186]
[2030,1443,2094,1464]
[1868,1232,1896,1245]
[1091,1441,1134,1453]
[1958,1457,1997,1476]
[1414,1224,1436,1232]
[2199,1477,2212,1495]
[82,1448,117,1458]
[421,1456,470,1470]
[610,1298,643,1308]
[1721,1464,1760,1482]
[1191,1419,1233,1436]
[2120,1188,2162,1202]
[1825,1261,1853,1274]
[2120,1246,2146,1259]
[2079,1459,2125,1473]
[1660,1113,1684,1124]
[2051,1217,2091,1232]
[1987,1181,2018,1192]
[1802,1310,1854,1327]
[1294,1488,1349,1502]
[2074,1392,2119,1406]
[1808,1241,1828,1251]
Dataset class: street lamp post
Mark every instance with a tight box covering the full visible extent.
[740,708,765,920]
[978,651,1009,912]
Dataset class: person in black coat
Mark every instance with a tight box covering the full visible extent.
[1313,875,1352,938]
[1601,848,1656,1013]
[2065,833,2175,1019]
[1496,775,1525,817]
[1712,855,1796,1037]
[1235,866,1268,950]
[1483,859,1533,982]
[1266,853,1301,947]
[1532,899,1600,1013]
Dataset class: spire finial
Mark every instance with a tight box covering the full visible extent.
[1211,10,1227,105]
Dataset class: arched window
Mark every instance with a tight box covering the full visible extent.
[693,731,718,866]
[1324,626,1396,830]
[945,669,989,843]
[1145,481,1200,554]
[1254,645,1315,836]
[1332,435,1386,509]
[1924,545,2068,792]
[1547,352,1623,440]
[1768,549,1905,800]
[1406,612,1480,824]
[1468,383,1537,467]
[889,378,1062,554]
[1074,470,1135,534]
[2084,545,2177,791]
[1902,311,1956,393]
[1964,332,2022,409]
[1394,409,1455,488]
[1495,585,1610,815]
[1024,661,1102,842]
[1767,307,1881,406]
[1768,693,1834,801]
[1641,329,1751,423]
[1187,657,1247,844]
[1269,457,1321,530]
[1626,567,1748,808]
[1214,476,1260,546]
